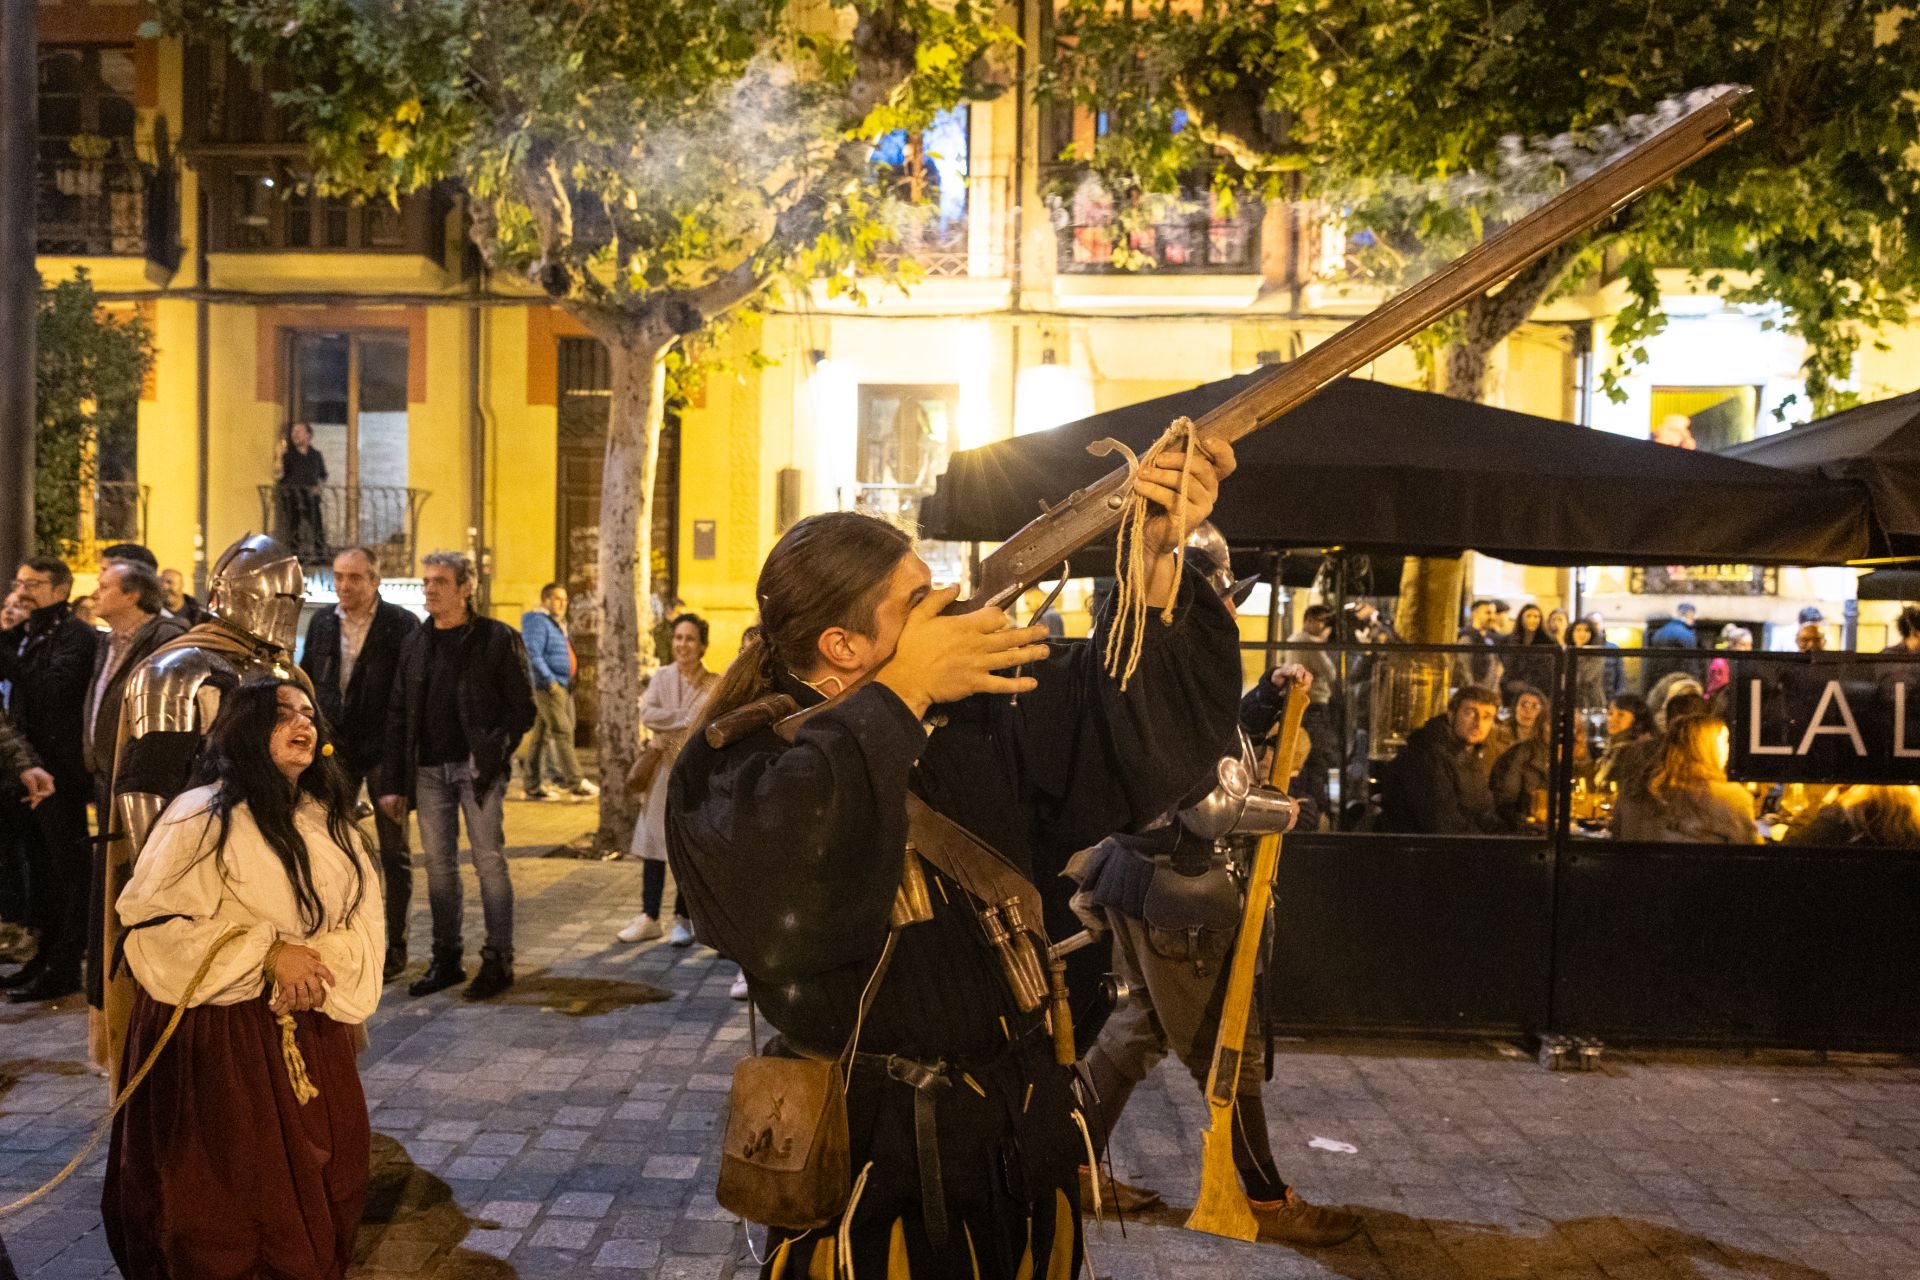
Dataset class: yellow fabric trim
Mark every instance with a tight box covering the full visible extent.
[768,1240,792,1280]
[963,1224,982,1280]
[807,1238,836,1280]
[1046,1189,1076,1280]
[888,1221,910,1280]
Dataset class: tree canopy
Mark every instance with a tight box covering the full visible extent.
[1046,0,1920,409]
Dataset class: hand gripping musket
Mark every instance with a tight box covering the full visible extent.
[1186,686,1309,1240]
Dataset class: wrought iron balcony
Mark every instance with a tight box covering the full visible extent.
[36,156,161,257]
[256,484,431,577]
[1048,175,1262,275]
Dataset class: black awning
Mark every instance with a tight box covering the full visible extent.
[1721,390,1920,556]
[922,373,1876,567]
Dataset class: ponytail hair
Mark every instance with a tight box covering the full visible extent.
[698,513,913,734]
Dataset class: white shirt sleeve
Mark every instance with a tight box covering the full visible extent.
[308,848,386,1024]
[117,800,278,1007]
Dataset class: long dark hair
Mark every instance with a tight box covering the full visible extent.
[181,677,368,934]
[699,513,912,732]
[1514,603,1552,645]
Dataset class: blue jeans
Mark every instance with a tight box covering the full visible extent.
[414,762,513,959]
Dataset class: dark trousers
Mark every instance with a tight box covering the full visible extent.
[23,779,90,982]
[640,859,687,921]
[341,761,412,957]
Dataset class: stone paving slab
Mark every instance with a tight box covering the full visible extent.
[4,797,1919,1279]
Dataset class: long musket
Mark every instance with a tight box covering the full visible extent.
[961,86,1753,614]
[1187,687,1308,1240]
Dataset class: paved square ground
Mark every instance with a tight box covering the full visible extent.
[4,798,1917,1279]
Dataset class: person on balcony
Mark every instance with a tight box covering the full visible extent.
[274,421,329,562]
[518,583,597,802]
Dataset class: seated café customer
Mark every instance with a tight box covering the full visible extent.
[1607,691,1708,827]
[1614,713,1760,844]
[1594,692,1654,789]
[1489,687,1551,830]
[104,678,383,1280]
[1378,686,1502,835]
[1786,785,1920,847]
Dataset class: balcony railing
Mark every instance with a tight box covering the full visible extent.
[1048,174,1262,274]
[36,156,156,257]
[256,484,430,577]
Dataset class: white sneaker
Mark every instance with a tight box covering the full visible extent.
[669,920,695,948]
[617,913,662,943]
[570,779,601,798]
[730,973,750,1000]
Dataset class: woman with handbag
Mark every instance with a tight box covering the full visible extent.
[617,612,714,948]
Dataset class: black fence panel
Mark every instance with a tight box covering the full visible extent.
[1269,834,1555,1039]
[1553,841,1920,1049]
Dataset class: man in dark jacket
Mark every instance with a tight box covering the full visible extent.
[0,557,99,1001]
[379,551,535,1002]
[1643,602,1703,685]
[1378,686,1503,836]
[302,546,420,980]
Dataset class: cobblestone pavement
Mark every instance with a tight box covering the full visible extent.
[4,799,1919,1279]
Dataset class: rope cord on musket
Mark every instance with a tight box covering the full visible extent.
[1088,415,1196,690]
[0,925,321,1216]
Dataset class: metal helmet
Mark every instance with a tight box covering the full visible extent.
[207,533,305,652]
[1183,521,1239,599]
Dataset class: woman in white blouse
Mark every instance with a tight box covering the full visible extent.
[617,612,714,947]
[103,677,383,1280]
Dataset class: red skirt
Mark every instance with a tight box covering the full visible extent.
[103,990,370,1280]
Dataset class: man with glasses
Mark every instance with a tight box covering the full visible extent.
[0,558,99,1002]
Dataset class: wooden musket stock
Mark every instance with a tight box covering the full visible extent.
[962,87,1752,614]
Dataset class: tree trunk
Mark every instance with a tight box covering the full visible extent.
[593,330,668,853]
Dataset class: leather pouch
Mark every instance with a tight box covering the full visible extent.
[716,1055,852,1230]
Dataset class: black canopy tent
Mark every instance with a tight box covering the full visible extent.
[920,372,1877,567]
[1721,388,1920,558]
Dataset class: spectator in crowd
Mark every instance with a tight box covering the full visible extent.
[1545,608,1569,645]
[1378,686,1503,835]
[649,575,687,666]
[3,707,57,946]
[103,678,382,1280]
[0,557,100,1002]
[300,546,420,982]
[1567,618,1609,709]
[2,708,56,819]
[1581,611,1626,702]
[274,421,329,561]
[71,595,98,628]
[1489,686,1552,830]
[158,567,210,626]
[1648,672,1706,732]
[1886,606,1920,654]
[84,561,186,1005]
[1652,413,1698,449]
[1455,598,1501,688]
[1644,602,1703,685]
[1786,785,1920,847]
[1798,605,1825,626]
[1608,691,1708,834]
[1490,599,1515,637]
[1500,603,1558,705]
[519,583,597,802]
[1796,622,1827,653]
[1594,692,1656,795]
[1615,713,1759,843]
[1705,624,1754,702]
[618,613,715,956]
[1283,603,1339,695]
[379,552,535,1002]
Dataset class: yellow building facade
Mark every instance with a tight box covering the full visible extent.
[34,0,1920,699]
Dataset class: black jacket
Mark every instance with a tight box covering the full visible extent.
[1643,615,1703,684]
[300,599,419,772]
[0,601,98,781]
[380,612,535,800]
[84,612,188,779]
[1379,713,1501,836]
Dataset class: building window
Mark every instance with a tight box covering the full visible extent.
[871,107,971,277]
[277,331,412,566]
[36,45,146,255]
[207,158,434,253]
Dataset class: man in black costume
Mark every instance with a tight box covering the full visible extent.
[669,437,1241,1280]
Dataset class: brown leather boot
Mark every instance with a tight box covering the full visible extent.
[1251,1189,1362,1248]
[1077,1166,1163,1215]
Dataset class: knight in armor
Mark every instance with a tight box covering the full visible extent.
[670,444,1240,1280]
[99,533,313,1079]
[1069,665,1362,1249]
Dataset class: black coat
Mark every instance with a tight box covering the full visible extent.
[300,599,419,773]
[0,602,98,781]
[84,612,188,779]
[1379,713,1502,836]
[380,613,535,800]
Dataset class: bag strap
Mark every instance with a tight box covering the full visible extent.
[835,929,899,1079]
[903,792,1045,910]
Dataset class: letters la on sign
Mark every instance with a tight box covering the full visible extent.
[1728,656,1920,784]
